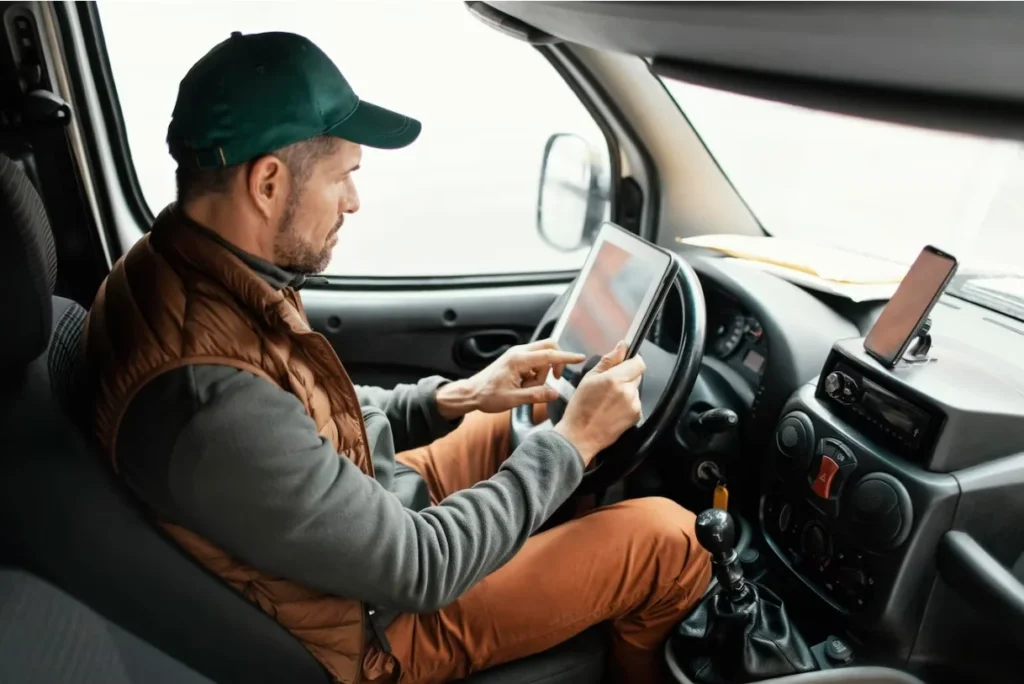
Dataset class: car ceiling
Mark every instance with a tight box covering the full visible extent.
[480,1,1024,142]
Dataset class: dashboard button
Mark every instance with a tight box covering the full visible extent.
[832,446,853,467]
[775,412,814,472]
[800,521,831,565]
[836,566,867,594]
[778,503,792,532]
[812,455,840,499]
[824,636,854,665]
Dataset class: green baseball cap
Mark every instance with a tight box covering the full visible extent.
[167,31,421,169]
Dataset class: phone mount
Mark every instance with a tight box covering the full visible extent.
[902,317,935,364]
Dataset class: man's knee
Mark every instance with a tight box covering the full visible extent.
[616,496,697,535]
[614,497,710,578]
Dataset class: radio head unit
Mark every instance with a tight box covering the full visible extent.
[815,337,1024,472]
[816,351,943,462]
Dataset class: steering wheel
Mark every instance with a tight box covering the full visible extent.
[510,254,707,493]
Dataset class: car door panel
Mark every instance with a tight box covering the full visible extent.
[302,283,569,387]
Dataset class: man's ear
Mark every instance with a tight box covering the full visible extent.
[246,154,288,220]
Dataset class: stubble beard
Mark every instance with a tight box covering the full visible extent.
[273,189,336,275]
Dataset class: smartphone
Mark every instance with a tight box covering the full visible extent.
[864,245,958,368]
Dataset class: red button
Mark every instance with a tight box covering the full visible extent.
[812,455,840,499]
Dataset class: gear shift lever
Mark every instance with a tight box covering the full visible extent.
[673,508,817,682]
[694,508,746,601]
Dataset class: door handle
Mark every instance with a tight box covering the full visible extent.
[455,330,521,368]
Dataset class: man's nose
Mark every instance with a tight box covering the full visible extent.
[341,189,360,214]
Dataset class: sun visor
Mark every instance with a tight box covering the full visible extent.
[481,1,1024,141]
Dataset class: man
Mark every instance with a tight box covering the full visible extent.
[81,31,710,684]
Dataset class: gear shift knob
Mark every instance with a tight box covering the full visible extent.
[695,508,736,558]
[696,508,746,600]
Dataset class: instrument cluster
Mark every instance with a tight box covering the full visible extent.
[650,279,768,383]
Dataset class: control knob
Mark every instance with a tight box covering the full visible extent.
[800,521,832,566]
[824,371,860,404]
[775,411,815,473]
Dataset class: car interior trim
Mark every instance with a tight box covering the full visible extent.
[487,1,1024,142]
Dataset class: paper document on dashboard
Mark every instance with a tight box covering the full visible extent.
[678,234,904,302]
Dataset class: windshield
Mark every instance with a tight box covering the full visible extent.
[662,79,1024,318]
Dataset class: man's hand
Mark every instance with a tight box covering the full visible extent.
[435,339,586,420]
[553,341,646,465]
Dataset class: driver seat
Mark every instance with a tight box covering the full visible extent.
[0,151,606,683]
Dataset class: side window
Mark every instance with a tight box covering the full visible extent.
[99,3,613,277]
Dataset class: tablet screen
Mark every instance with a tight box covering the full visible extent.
[547,223,673,399]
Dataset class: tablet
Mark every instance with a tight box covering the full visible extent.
[546,222,676,401]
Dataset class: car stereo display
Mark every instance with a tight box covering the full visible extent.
[819,360,941,460]
[857,375,932,450]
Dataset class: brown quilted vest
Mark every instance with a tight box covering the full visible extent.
[82,207,380,683]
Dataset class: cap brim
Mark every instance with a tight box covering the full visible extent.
[326,100,421,150]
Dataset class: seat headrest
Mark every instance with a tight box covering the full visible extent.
[0,153,57,373]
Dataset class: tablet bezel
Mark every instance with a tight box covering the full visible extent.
[545,221,676,401]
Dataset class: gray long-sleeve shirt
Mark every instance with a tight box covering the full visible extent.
[115,218,584,620]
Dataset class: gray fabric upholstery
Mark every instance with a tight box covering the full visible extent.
[48,295,87,422]
[0,153,56,372]
[0,569,214,684]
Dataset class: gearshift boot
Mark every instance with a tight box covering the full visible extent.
[673,582,815,683]
[673,509,816,683]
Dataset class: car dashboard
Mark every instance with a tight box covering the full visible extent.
[645,246,1024,683]
[647,246,858,445]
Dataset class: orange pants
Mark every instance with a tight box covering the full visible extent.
[362,411,711,684]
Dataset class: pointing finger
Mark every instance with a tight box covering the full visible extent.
[524,338,558,352]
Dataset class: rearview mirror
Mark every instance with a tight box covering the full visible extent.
[536,133,610,252]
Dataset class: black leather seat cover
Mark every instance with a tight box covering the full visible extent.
[0,152,606,683]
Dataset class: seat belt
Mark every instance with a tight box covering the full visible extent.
[6,88,108,305]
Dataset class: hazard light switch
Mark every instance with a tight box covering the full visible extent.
[812,455,839,499]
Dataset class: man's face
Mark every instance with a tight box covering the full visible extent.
[273,139,362,274]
